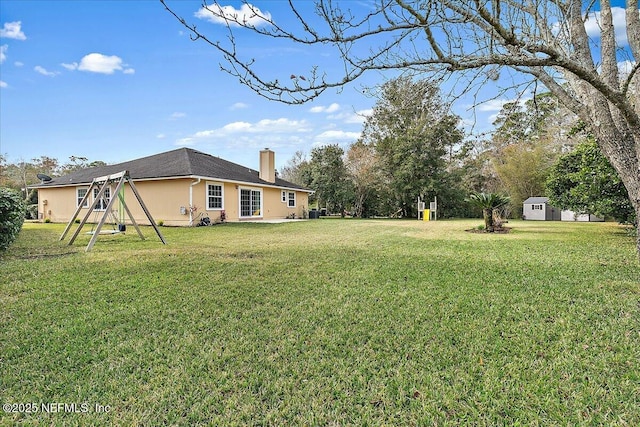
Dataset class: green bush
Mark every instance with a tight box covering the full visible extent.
[25,203,39,220]
[0,187,26,251]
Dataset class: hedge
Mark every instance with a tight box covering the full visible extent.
[0,188,26,251]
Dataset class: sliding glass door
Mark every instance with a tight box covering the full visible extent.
[240,188,262,218]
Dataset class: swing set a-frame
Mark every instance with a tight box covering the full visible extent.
[60,170,166,252]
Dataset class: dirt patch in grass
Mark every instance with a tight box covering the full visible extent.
[465,226,512,234]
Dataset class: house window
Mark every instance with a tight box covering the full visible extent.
[287,191,296,208]
[240,188,261,217]
[77,187,89,208]
[93,186,110,211]
[281,190,287,203]
[206,182,224,210]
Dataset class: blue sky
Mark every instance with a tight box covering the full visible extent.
[0,1,634,171]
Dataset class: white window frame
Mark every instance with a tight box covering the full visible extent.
[239,187,263,218]
[281,190,287,203]
[206,181,224,211]
[93,186,111,211]
[287,191,296,208]
[76,187,89,208]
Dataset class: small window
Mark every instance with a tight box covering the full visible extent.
[77,187,89,208]
[281,190,287,203]
[287,191,296,208]
[207,182,224,210]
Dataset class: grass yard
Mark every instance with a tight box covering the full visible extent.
[1,219,639,426]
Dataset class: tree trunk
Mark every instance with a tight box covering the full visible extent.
[588,123,640,259]
[635,204,640,257]
[483,208,494,232]
[615,156,640,257]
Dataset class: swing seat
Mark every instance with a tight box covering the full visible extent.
[86,230,121,235]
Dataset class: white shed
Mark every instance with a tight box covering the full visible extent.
[560,210,604,222]
[523,197,561,221]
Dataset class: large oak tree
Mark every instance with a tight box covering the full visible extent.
[163,0,640,256]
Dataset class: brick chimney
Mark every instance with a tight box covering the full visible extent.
[259,148,276,183]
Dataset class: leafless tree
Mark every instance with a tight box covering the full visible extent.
[162,0,640,256]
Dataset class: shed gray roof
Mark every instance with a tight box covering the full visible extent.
[523,197,550,204]
[35,148,311,191]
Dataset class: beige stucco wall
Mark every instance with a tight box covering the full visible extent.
[38,186,78,224]
[191,181,309,222]
[261,186,309,220]
[38,178,310,226]
[38,179,193,226]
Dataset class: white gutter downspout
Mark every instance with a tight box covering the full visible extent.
[189,178,201,226]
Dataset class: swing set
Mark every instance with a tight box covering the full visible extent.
[60,170,166,252]
[84,186,125,235]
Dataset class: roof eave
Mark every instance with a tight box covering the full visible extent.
[34,174,313,193]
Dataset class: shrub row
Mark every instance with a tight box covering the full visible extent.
[0,187,26,251]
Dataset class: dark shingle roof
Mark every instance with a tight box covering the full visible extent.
[36,148,310,191]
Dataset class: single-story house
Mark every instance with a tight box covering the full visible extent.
[522,197,561,221]
[34,148,313,226]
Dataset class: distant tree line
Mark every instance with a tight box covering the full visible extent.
[0,155,106,219]
[280,77,634,225]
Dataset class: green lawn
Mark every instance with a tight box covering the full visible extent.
[1,219,639,426]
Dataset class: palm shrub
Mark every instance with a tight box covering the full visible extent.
[0,187,26,250]
[466,192,510,232]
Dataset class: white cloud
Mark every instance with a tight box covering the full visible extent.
[0,44,6,63]
[476,99,509,112]
[175,117,311,147]
[230,102,249,110]
[61,62,78,70]
[176,137,195,146]
[0,80,7,88]
[328,108,372,124]
[34,65,58,77]
[310,103,341,114]
[156,133,166,139]
[14,61,23,67]
[256,118,311,132]
[315,130,361,144]
[584,7,636,46]
[0,21,26,40]
[219,122,252,133]
[476,97,531,117]
[224,118,309,135]
[170,112,187,120]
[195,3,271,27]
[71,53,134,74]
